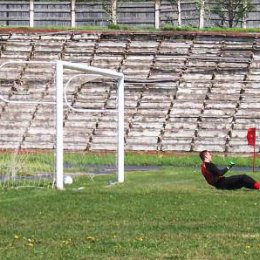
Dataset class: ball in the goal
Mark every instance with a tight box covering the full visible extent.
[64,176,73,185]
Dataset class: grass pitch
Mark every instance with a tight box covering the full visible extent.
[0,162,260,259]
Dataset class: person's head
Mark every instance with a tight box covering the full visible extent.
[199,150,212,162]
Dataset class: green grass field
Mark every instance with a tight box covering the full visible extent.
[1,153,260,259]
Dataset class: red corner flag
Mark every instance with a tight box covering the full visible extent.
[247,128,257,172]
[247,128,256,146]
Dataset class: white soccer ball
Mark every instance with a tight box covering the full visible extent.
[64,175,73,185]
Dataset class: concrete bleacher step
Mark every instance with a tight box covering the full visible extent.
[197,129,228,138]
[227,140,258,153]
[64,120,97,129]
[0,133,23,141]
[166,117,198,130]
[232,117,260,127]
[130,121,163,129]
[90,143,117,151]
[0,127,28,135]
[127,40,158,54]
[160,138,192,152]
[21,142,54,149]
[0,142,23,149]
[218,62,249,69]
[122,55,153,77]
[63,128,95,140]
[26,127,54,135]
[203,108,236,117]
[125,145,158,151]
[172,101,203,109]
[199,122,231,131]
[170,107,202,116]
[193,138,226,152]
[90,136,117,150]
[125,135,158,150]
[0,112,34,121]
[23,134,54,142]
[23,65,55,74]
[186,60,217,67]
[182,73,213,81]
[92,55,123,69]
[63,41,96,63]
[127,128,161,138]
[230,128,255,138]
[0,31,259,153]
[159,40,191,55]
[0,67,24,80]
[176,90,208,100]
[63,133,90,150]
[214,73,246,81]
[96,41,127,54]
[0,120,29,128]
[236,108,260,118]
[1,40,32,51]
[63,143,88,150]
[64,133,91,143]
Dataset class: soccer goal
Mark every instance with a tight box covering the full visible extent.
[0,60,124,189]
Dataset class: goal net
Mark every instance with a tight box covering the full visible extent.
[0,60,124,189]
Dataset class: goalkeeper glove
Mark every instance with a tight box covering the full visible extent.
[228,161,235,169]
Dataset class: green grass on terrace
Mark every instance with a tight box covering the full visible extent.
[2,24,260,34]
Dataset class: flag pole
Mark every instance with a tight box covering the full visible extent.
[253,142,256,172]
[254,128,257,172]
[247,127,257,173]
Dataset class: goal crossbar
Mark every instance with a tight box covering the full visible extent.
[56,61,125,189]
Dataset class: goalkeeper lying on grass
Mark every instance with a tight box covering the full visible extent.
[200,150,260,190]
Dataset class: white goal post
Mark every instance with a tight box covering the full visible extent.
[0,60,125,190]
[56,61,125,189]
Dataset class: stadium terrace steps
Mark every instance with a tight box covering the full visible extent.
[0,31,259,153]
[193,139,226,152]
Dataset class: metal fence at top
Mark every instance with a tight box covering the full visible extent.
[0,0,260,28]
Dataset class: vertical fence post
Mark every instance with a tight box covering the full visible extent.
[177,0,182,26]
[6,3,9,26]
[199,0,205,29]
[29,0,34,27]
[71,0,76,27]
[154,0,160,29]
